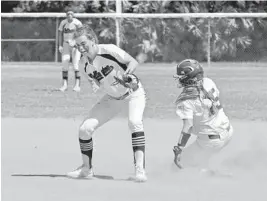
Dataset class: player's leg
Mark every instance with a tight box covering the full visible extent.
[128,90,147,182]
[67,95,123,179]
[59,42,71,92]
[205,125,234,176]
[72,47,81,92]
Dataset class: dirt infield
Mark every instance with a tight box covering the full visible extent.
[2,118,267,201]
[1,63,267,201]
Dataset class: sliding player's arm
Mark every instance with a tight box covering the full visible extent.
[173,101,194,168]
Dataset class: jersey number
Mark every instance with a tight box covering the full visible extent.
[204,87,222,115]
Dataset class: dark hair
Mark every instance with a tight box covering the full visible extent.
[74,24,99,44]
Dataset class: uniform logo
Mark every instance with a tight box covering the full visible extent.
[184,66,194,72]
[88,71,104,82]
[64,28,75,33]
[84,62,104,82]
[101,65,114,76]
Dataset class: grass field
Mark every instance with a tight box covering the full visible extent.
[2,62,267,201]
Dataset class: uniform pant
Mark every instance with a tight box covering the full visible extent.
[180,125,233,169]
[82,86,146,134]
[62,41,81,71]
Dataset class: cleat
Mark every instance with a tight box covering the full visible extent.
[66,165,94,179]
[134,166,147,182]
[59,85,68,92]
[73,86,81,92]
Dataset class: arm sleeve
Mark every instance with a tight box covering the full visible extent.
[203,77,220,99]
[74,19,83,27]
[58,20,65,31]
[176,101,194,120]
[106,44,136,64]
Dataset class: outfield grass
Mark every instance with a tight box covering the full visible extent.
[2,62,267,120]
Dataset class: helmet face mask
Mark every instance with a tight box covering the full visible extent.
[174,59,204,88]
[173,74,185,88]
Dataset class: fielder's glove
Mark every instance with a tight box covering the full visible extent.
[173,146,183,169]
[113,74,139,90]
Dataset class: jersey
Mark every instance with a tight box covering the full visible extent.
[79,44,140,98]
[176,77,230,136]
[58,18,82,42]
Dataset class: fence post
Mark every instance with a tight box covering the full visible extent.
[116,0,122,47]
[207,18,211,68]
[55,17,59,62]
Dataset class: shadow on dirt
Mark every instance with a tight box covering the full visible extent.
[11,174,114,180]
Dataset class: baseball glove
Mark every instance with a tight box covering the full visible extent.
[113,74,139,90]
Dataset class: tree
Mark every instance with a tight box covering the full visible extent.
[1,0,267,62]
[121,0,267,62]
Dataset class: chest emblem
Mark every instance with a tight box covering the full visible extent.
[64,27,74,33]
[101,65,114,76]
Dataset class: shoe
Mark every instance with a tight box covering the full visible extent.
[135,166,147,182]
[59,85,68,92]
[66,165,94,179]
[73,86,81,92]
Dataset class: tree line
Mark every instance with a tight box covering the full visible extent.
[1,1,267,62]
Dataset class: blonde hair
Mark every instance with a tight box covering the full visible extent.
[74,24,99,44]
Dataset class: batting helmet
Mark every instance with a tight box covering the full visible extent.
[174,59,204,87]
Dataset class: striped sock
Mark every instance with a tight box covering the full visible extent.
[62,71,68,81]
[74,70,81,80]
[132,132,145,168]
[79,138,93,168]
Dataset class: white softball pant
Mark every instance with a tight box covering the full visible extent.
[79,86,146,140]
[180,125,233,168]
[61,41,81,71]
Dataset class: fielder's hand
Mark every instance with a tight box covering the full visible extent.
[173,146,183,169]
[113,74,139,90]
[59,46,63,54]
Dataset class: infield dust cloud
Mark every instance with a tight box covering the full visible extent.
[2,118,267,201]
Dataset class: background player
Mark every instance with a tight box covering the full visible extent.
[66,25,147,182]
[172,59,233,174]
[58,11,83,92]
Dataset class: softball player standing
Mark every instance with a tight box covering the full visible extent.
[58,11,83,92]
[66,25,147,182]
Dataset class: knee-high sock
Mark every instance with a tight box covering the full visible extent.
[79,138,93,168]
[132,132,145,168]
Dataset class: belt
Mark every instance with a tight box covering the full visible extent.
[110,85,139,100]
[208,124,231,140]
[208,135,220,140]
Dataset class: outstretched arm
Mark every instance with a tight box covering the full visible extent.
[173,100,194,169]
[173,119,193,169]
[178,119,193,147]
